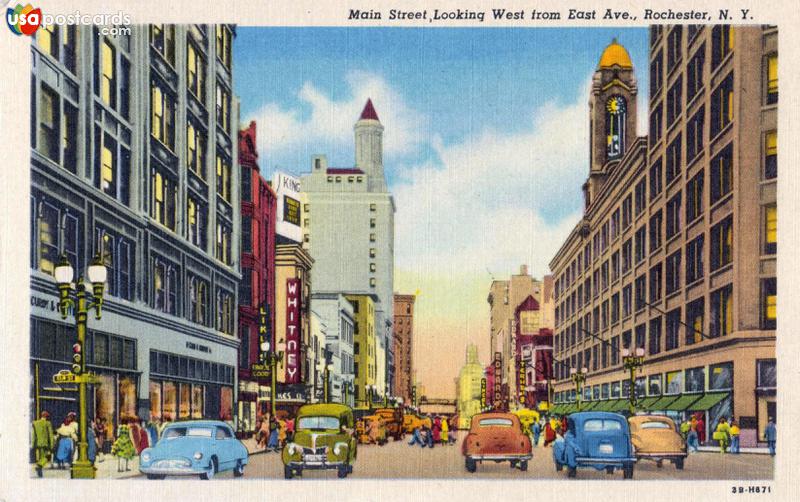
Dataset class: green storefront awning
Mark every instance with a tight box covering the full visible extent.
[649,395,679,410]
[551,404,564,414]
[637,396,661,410]
[610,399,631,412]
[686,392,729,411]
[594,400,616,411]
[585,401,601,410]
[663,393,703,411]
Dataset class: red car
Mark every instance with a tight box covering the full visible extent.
[462,412,532,472]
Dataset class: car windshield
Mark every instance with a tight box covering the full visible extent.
[641,422,672,429]
[583,419,622,432]
[479,418,513,427]
[297,416,340,430]
[162,426,213,439]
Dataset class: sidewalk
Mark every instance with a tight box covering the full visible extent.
[696,445,772,455]
[31,454,140,480]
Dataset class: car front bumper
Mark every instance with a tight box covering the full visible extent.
[286,460,348,470]
[140,464,204,476]
[637,452,687,459]
[574,456,637,465]
[467,454,532,462]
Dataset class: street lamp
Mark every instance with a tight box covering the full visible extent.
[383,384,389,408]
[622,347,646,414]
[570,367,588,412]
[259,339,284,415]
[547,379,556,411]
[54,253,107,479]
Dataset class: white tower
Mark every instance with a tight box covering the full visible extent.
[354,99,386,192]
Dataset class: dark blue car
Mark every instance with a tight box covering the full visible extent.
[552,412,637,479]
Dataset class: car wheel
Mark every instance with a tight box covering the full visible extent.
[337,466,348,478]
[465,458,477,473]
[567,467,577,478]
[233,460,245,478]
[146,474,166,480]
[605,467,614,474]
[519,460,528,472]
[283,465,294,479]
[675,458,685,470]
[623,463,634,479]
[200,458,217,480]
[555,462,563,472]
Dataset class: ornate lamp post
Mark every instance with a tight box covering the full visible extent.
[258,337,284,415]
[570,367,588,412]
[383,384,389,408]
[547,379,556,411]
[622,347,645,414]
[54,253,107,479]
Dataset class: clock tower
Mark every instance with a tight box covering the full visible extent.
[584,39,638,208]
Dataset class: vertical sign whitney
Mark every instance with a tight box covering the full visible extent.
[285,278,301,383]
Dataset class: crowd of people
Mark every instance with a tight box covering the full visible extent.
[254,412,295,452]
[407,415,456,448]
[678,413,776,456]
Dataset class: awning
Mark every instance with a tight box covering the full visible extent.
[582,401,600,411]
[637,396,661,410]
[686,392,729,411]
[609,399,631,412]
[563,403,578,414]
[593,400,616,411]
[663,393,703,411]
[649,395,679,410]
[550,404,564,414]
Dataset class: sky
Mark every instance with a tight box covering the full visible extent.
[234,27,649,398]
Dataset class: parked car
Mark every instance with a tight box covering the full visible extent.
[403,413,432,434]
[374,407,405,440]
[628,415,687,469]
[553,411,637,479]
[462,412,532,473]
[281,403,357,479]
[139,420,248,480]
[356,415,388,445]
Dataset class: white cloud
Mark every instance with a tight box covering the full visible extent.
[244,71,427,171]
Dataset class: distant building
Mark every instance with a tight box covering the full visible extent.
[311,293,355,406]
[346,294,379,407]
[393,293,416,403]
[456,345,484,429]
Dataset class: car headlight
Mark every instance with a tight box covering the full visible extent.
[141,452,151,462]
[333,443,347,456]
[193,452,203,460]
[287,443,297,455]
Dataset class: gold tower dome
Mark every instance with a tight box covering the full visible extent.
[598,38,633,69]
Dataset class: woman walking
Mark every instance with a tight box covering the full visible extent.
[54,412,78,469]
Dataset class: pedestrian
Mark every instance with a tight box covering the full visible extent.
[532,419,541,448]
[257,416,270,450]
[729,419,740,454]
[764,417,776,457]
[687,415,699,453]
[31,411,54,477]
[408,426,424,446]
[713,417,731,454]
[679,418,690,442]
[696,415,706,445]
[277,416,287,448]
[53,412,78,469]
[86,425,97,464]
[111,422,136,472]
[286,416,295,443]
[267,415,280,451]
[422,423,434,448]
[441,416,449,445]
[543,420,556,447]
[92,417,106,462]
[432,416,442,445]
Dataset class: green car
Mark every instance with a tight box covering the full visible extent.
[281,403,357,479]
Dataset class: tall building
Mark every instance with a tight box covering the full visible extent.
[29,25,241,432]
[456,344,484,429]
[393,293,416,403]
[513,295,554,410]
[300,100,396,396]
[550,29,777,447]
[311,293,355,405]
[237,121,276,435]
[346,294,378,407]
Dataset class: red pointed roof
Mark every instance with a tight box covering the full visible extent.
[359,99,380,121]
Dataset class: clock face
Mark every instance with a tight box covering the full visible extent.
[606,96,626,115]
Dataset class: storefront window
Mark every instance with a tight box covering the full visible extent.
[192,384,204,419]
[149,381,162,421]
[95,373,116,433]
[635,377,647,398]
[665,370,683,394]
[119,375,137,421]
[611,381,621,398]
[685,366,705,393]
[757,359,777,389]
[220,386,233,421]
[179,383,191,418]
[621,380,630,398]
[709,362,733,390]
[163,381,177,421]
[601,383,610,399]
[648,374,662,395]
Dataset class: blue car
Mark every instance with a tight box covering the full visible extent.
[553,412,637,479]
[139,420,248,480]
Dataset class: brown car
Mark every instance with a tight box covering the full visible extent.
[628,415,687,469]
[462,412,532,473]
[374,408,404,441]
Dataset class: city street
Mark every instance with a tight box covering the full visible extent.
[127,432,773,481]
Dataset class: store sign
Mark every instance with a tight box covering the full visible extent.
[412,385,417,406]
[274,171,303,242]
[480,378,487,408]
[283,196,300,226]
[493,352,502,410]
[285,278,301,383]
[518,360,526,403]
[277,384,307,402]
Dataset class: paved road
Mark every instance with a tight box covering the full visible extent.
[195,431,773,481]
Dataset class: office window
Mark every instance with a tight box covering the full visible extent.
[187,42,206,101]
[37,85,60,162]
[766,54,778,104]
[611,209,620,240]
[611,251,620,282]
[666,193,681,239]
[635,274,646,311]
[216,289,234,335]
[622,284,632,318]
[370,263,376,272]
[188,275,209,326]
[187,196,206,249]
[36,23,59,60]
[648,374,662,396]
[649,159,662,200]
[151,169,176,230]
[686,107,704,163]
[611,293,620,324]
[583,278,591,304]
[370,203,377,212]
[710,284,733,338]
[601,260,609,290]
[649,264,662,302]
[649,210,662,252]
[649,316,662,355]
[186,122,206,179]
[665,251,681,295]
[153,259,179,315]
[150,24,175,65]
[369,248,376,258]
[764,205,777,255]
[216,155,231,202]
[94,129,130,204]
[686,171,704,223]
[622,239,632,273]
[761,278,776,330]
[215,25,232,70]
[611,337,619,365]
[650,49,663,95]
[710,73,734,137]
[36,202,80,276]
[635,325,646,350]
[710,143,732,204]
[369,233,376,242]
[666,76,682,126]
[370,278,376,288]
[216,84,230,132]
[592,269,600,297]
[601,300,609,329]
[685,366,705,393]
[667,26,682,70]
[635,178,647,215]
[686,298,705,345]
[710,362,734,391]
[151,82,175,150]
[710,215,733,271]
[687,45,705,100]
[764,131,777,179]
[635,226,646,263]
[685,235,704,284]
[622,195,632,229]
[711,26,733,69]
[100,39,116,109]
[665,308,680,351]
[666,135,682,185]
[666,370,683,394]
[649,104,663,146]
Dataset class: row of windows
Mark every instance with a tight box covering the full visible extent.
[150,349,235,385]
[327,175,364,183]
[31,318,136,371]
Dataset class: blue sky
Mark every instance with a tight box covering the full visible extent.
[234,27,649,393]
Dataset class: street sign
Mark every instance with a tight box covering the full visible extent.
[53,370,77,384]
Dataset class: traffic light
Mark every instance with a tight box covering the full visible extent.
[72,342,82,374]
